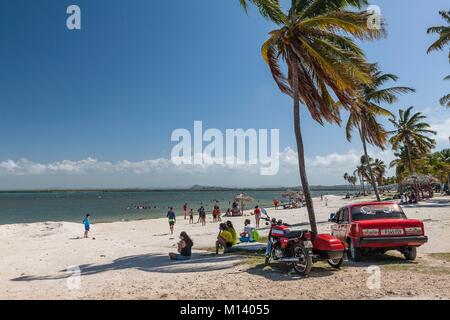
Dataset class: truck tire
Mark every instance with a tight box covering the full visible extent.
[404,247,417,261]
[348,239,362,262]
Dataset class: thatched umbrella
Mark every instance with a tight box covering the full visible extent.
[402,175,440,186]
[402,175,440,199]
[234,193,254,213]
[282,189,303,202]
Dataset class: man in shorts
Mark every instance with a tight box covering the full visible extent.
[167,207,176,235]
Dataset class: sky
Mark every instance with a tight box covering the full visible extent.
[0,0,449,189]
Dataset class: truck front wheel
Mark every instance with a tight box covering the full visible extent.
[348,239,362,262]
[403,247,417,261]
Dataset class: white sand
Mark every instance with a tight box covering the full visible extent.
[1,195,449,300]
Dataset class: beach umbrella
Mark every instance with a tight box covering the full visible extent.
[234,193,254,213]
[402,175,440,186]
[281,189,303,203]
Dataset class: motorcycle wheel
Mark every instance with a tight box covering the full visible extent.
[291,245,312,276]
[264,256,270,266]
[327,258,344,269]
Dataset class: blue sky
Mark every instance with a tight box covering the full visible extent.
[0,0,449,189]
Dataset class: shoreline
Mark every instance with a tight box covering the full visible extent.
[1,194,449,299]
[0,192,347,226]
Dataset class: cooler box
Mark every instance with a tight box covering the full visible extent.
[313,234,345,260]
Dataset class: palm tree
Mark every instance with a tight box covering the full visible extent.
[389,146,420,184]
[354,161,368,196]
[372,158,386,186]
[389,107,437,175]
[427,10,450,108]
[348,175,357,193]
[438,75,450,108]
[239,0,384,233]
[343,172,349,193]
[345,65,415,201]
[431,149,450,187]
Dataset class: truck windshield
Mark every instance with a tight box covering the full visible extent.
[351,204,407,221]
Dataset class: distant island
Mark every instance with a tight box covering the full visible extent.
[0,185,351,193]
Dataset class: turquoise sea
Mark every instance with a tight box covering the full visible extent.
[0,189,346,225]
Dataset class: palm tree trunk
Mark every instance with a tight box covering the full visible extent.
[360,128,381,201]
[404,142,421,200]
[405,143,415,174]
[293,100,317,234]
[289,55,318,234]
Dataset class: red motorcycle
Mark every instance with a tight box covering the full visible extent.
[263,213,345,276]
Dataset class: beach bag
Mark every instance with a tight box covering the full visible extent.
[252,229,260,241]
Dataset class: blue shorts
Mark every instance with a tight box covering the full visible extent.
[239,236,255,243]
[175,254,191,261]
[84,226,90,231]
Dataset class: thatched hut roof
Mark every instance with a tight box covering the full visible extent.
[281,190,303,201]
[401,174,440,186]
[234,193,254,211]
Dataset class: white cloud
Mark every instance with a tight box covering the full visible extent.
[430,118,450,144]
[0,147,399,188]
[420,106,450,148]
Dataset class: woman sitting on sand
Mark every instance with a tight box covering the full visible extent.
[226,221,237,245]
[169,232,193,261]
[215,223,234,254]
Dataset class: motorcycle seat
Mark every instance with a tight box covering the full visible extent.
[284,230,307,238]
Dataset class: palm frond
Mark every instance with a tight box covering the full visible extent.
[239,0,287,24]
[440,93,450,107]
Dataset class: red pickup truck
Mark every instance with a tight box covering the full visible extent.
[329,202,428,261]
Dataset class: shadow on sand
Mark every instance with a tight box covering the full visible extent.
[344,252,419,268]
[245,262,336,281]
[403,198,450,209]
[245,251,419,281]
[11,253,242,282]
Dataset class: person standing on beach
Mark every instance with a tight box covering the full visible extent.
[189,209,194,224]
[212,205,221,222]
[253,206,261,228]
[183,203,188,220]
[198,206,206,226]
[83,213,91,238]
[167,207,176,235]
[273,199,279,210]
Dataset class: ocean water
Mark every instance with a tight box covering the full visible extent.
[0,189,345,225]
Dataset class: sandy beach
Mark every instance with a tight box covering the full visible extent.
[1,195,450,300]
